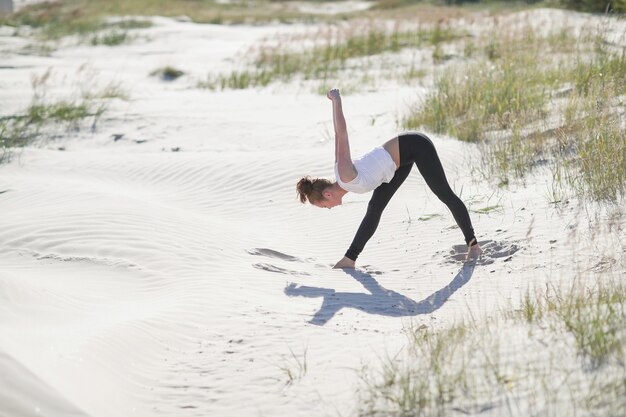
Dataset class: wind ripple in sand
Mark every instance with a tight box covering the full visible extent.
[35,252,139,269]
[252,263,311,276]
[246,248,308,262]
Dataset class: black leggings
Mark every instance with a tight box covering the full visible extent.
[345,133,477,261]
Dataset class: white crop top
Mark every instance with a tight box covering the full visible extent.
[335,146,397,194]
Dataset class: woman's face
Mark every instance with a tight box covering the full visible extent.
[313,190,342,209]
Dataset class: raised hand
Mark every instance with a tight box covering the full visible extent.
[327,88,341,102]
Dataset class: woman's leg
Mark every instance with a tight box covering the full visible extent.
[344,164,413,261]
[401,134,477,246]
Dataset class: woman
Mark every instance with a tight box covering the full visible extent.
[297,88,482,268]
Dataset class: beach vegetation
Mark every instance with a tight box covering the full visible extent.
[200,24,462,90]
[519,280,625,368]
[25,100,97,127]
[1,0,623,44]
[0,99,105,160]
[90,30,129,46]
[0,117,31,163]
[371,0,626,14]
[0,1,153,42]
[0,71,111,164]
[361,324,470,415]
[81,82,130,101]
[278,346,308,386]
[558,0,626,13]
[0,0,325,39]
[404,23,626,203]
[360,277,626,416]
[111,19,153,30]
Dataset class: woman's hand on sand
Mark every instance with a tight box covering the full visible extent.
[333,256,355,269]
[327,88,341,102]
[466,243,483,261]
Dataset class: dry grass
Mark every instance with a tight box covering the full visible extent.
[0,0,352,39]
[200,21,463,90]
[0,70,120,163]
[360,277,626,417]
[404,21,626,202]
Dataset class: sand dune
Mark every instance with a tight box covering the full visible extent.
[0,348,87,417]
[1,8,624,417]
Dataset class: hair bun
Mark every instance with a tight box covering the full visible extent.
[296,176,332,204]
[296,177,314,202]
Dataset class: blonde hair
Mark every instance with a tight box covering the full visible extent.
[296,176,333,204]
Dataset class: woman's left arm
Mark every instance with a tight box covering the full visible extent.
[333,256,355,269]
[328,89,357,183]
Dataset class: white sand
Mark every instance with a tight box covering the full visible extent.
[0,9,624,417]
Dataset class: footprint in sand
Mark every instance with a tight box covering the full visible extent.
[248,248,322,276]
[442,239,520,265]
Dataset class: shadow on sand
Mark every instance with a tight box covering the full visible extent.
[284,262,475,325]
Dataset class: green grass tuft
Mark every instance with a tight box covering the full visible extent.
[361,277,626,416]
[521,280,626,368]
[201,24,462,90]
[0,0,336,39]
[90,30,129,46]
[0,2,152,41]
[1,77,109,164]
[404,55,554,143]
[403,25,626,203]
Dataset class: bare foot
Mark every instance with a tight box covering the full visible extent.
[466,243,483,261]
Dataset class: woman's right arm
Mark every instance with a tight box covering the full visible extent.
[328,89,357,183]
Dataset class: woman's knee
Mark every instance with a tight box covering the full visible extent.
[433,187,460,205]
